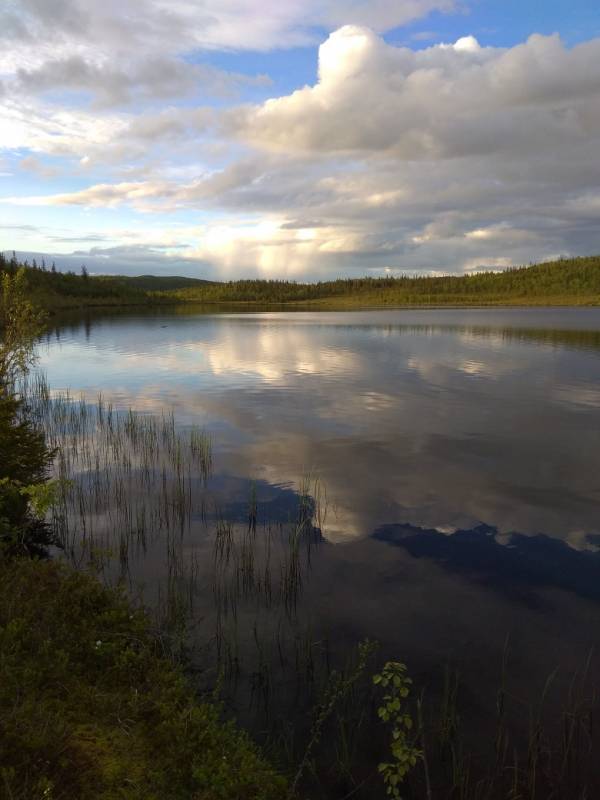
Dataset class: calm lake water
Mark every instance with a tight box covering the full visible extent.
[38,306,600,792]
[42,307,600,543]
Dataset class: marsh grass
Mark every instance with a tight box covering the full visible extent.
[412,653,600,800]
[24,373,211,563]
[19,371,600,800]
[23,373,328,703]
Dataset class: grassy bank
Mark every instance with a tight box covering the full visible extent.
[0,557,286,800]
[153,256,600,307]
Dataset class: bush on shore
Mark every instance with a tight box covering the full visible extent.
[0,556,287,800]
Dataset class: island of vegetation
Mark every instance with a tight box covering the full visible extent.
[2,250,600,310]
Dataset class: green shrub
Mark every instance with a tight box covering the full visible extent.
[0,558,287,800]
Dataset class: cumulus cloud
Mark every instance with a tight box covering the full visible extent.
[185,219,374,275]
[0,3,452,187]
[2,7,600,278]
[225,27,600,158]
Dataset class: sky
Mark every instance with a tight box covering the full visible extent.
[1,0,600,280]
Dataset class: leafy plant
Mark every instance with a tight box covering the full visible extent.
[373,661,421,798]
[0,388,59,556]
[0,268,46,384]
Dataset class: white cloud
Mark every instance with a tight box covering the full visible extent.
[2,1,454,56]
[2,10,600,279]
[0,0,454,116]
[225,27,600,158]
[19,154,59,179]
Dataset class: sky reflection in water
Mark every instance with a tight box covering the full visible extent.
[40,307,600,547]
[37,306,600,740]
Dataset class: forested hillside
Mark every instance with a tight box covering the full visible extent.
[0,252,148,310]
[3,251,600,310]
[154,256,600,306]
[115,274,215,291]
[0,253,211,311]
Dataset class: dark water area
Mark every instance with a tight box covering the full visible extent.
[38,306,600,796]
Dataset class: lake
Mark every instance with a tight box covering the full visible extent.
[38,306,600,795]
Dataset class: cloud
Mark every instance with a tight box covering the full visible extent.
[12,243,217,280]
[4,181,173,210]
[3,1,454,53]
[0,1,453,113]
[19,154,60,179]
[5,143,600,277]
[225,27,600,158]
[3,12,600,279]
[312,0,456,32]
[12,56,270,108]
[184,219,372,275]
[0,223,41,232]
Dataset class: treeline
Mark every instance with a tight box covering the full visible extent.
[0,253,218,311]
[155,255,600,306]
[3,251,600,309]
[0,252,149,310]
[120,274,214,291]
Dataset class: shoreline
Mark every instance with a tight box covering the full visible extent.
[44,296,600,313]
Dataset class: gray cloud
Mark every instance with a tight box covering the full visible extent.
[48,245,219,280]
[5,141,600,276]
[2,11,600,279]
[13,56,271,108]
[1,0,452,110]
[0,224,41,232]
[7,0,454,52]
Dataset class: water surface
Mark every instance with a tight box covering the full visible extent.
[39,306,600,784]
[42,307,600,545]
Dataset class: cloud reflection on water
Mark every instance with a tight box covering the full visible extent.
[40,308,600,544]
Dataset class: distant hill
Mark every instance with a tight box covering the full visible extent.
[0,253,213,311]
[114,275,215,291]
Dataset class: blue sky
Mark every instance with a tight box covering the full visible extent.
[399,0,600,48]
[1,0,600,279]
